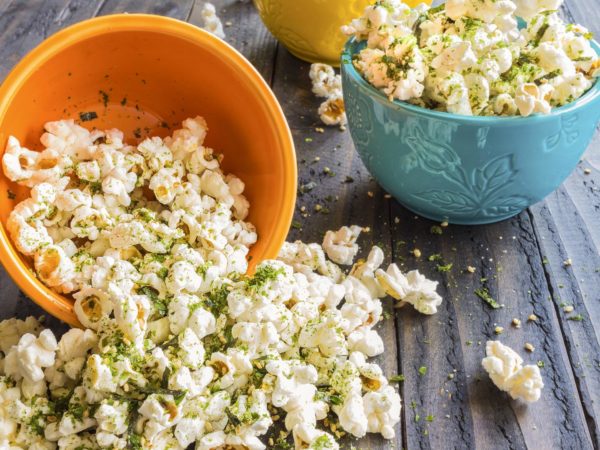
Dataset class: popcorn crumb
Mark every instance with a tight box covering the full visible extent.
[466,266,476,273]
[563,258,573,266]
[512,318,521,328]
[494,326,504,335]
[412,249,422,258]
[563,305,574,313]
[524,343,535,352]
[528,314,538,322]
[367,191,374,198]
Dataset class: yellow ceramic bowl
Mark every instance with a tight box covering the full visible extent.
[0,14,297,326]
[253,0,431,66]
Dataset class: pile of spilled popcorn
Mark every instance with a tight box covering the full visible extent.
[343,0,600,116]
[0,117,542,449]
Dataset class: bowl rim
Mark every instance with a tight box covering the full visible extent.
[0,13,297,327]
[341,36,600,123]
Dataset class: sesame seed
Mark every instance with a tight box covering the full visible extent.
[413,249,422,258]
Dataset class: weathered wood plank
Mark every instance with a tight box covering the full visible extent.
[187,0,278,82]
[388,207,594,449]
[271,45,400,448]
[0,0,104,79]
[526,2,600,447]
[97,0,194,18]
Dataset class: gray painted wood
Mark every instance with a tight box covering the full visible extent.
[0,1,599,449]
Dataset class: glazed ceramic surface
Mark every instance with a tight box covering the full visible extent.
[341,39,600,225]
[254,0,431,66]
[0,14,297,325]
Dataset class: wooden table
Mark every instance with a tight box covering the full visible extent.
[1,1,599,449]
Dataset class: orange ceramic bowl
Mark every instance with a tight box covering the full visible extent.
[0,14,297,326]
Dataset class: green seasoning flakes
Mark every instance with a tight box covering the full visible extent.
[475,287,501,309]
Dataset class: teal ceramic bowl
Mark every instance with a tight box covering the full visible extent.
[341,39,600,224]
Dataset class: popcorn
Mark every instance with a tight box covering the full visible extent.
[201,2,225,39]
[309,63,348,128]
[4,330,57,383]
[1,119,424,447]
[482,340,544,402]
[322,225,363,265]
[514,0,564,20]
[363,385,402,439]
[345,0,599,115]
[515,82,553,116]
[376,265,443,314]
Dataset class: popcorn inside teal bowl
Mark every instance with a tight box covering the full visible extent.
[341,39,600,224]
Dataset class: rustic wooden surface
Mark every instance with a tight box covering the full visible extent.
[0,1,599,449]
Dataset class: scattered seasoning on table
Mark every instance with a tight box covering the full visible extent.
[567,314,584,321]
[475,287,501,309]
[389,374,405,383]
[418,366,427,376]
[430,225,443,235]
[437,263,453,273]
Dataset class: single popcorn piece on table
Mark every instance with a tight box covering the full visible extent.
[482,340,544,402]
[201,2,226,39]
[322,224,363,265]
[309,63,348,128]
